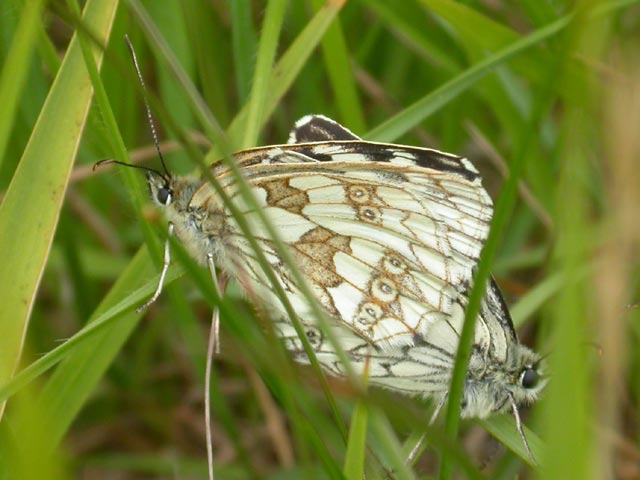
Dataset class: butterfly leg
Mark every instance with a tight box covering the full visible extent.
[407,394,448,463]
[206,253,228,355]
[137,222,174,313]
[508,393,537,465]
[204,253,228,480]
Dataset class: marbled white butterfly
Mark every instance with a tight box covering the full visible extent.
[132,114,545,458]
[94,104,543,461]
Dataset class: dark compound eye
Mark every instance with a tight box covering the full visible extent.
[156,186,172,205]
[520,367,539,389]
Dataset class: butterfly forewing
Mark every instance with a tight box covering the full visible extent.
[189,119,495,353]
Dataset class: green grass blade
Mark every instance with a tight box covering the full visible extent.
[34,249,153,447]
[537,7,612,479]
[310,0,366,132]
[180,2,231,125]
[0,0,118,416]
[365,12,572,143]
[225,0,347,149]
[479,415,544,465]
[369,409,416,480]
[0,0,46,171]
[0,257,182,405]
[436,12,572,477]
[230,0,258,104]
[241,0,288,148]
[360,0,461,73]
[343,399,368,480]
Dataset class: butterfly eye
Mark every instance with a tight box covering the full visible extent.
[157,186,172,205]
[520,367,539,389]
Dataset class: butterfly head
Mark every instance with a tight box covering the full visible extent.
[146,169,206,217]
[146,170,174,207]
[462,344,546,418]
[508,344,546,407]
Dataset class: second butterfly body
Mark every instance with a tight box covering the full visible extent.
[146,115,544,421]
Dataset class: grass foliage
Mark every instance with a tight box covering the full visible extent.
[1,0,639,478]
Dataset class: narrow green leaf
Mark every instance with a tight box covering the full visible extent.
[35,249,153,447]
[343,400,368,480]
[0,255,182,405]
[0,0,118,416]
[229,0,258,103]
[226,0,347,149]
[479,415,544,465]
[310,0,366,133]
[365,12,572,143]
[0,0,46,170]
[241,0,288,148]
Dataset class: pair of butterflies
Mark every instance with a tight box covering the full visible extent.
[140,114,544,457]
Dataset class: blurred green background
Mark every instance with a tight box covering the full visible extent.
[0,0,639,478]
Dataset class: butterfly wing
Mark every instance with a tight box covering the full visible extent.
[199,139,501,352]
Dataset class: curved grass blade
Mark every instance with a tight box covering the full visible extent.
[0,251,182,406]
[226,0,348,149]
[0,0,46,171]
[0,0,118,418]
[365,12,572,144]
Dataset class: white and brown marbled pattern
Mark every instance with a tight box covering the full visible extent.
[146,115,544,420]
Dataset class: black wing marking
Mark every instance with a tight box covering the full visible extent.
[288,114,361,143]
[292,142,481,183]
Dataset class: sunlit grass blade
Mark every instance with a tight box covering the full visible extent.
[0,0,118,417]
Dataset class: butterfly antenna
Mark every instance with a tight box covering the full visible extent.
[92,159,166,180]
[124,34,171,181]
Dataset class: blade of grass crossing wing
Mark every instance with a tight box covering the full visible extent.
[438,15,568,476]
[479,416,544,463]
[129,0,361,439]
